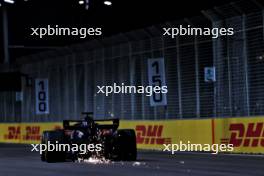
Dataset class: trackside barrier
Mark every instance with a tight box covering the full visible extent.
[0,117,264,153]
[0,123,61,144]
[119,119,212,150]
[213,117,264,153]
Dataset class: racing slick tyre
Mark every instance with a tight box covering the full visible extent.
[115,129,137,161]
[40,131,48,162]
[41,130,66,163]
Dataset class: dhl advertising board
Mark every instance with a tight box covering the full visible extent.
[0,117,264,153]
[119,119,212,150]
[0,123,62,144]
[213,117,264,153]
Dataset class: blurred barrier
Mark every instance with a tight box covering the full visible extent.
[0,117,264,153]
[0,123,61,144]
[119,119,212,150]
[214,117,264,153]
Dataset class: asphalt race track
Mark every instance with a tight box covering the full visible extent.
[0,144,264,176]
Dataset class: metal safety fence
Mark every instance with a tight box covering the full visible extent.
[0,1,264,122]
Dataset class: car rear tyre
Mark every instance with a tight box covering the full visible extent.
[115,129,137,161]
[41,130,66,163]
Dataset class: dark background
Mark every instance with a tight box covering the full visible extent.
[0,0,238,61]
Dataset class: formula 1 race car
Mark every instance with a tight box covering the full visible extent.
[40,112,137,162]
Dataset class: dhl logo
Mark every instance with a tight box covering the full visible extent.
[23,126,41,141]
[3,125,60,141]
[4,126,21,140]
[136,125,171,145]
[221,122,264,147]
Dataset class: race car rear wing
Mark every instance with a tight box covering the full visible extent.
[63,118,119,130]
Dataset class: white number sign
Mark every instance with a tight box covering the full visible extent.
[35,79,49,115]
[148,58,167,106]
